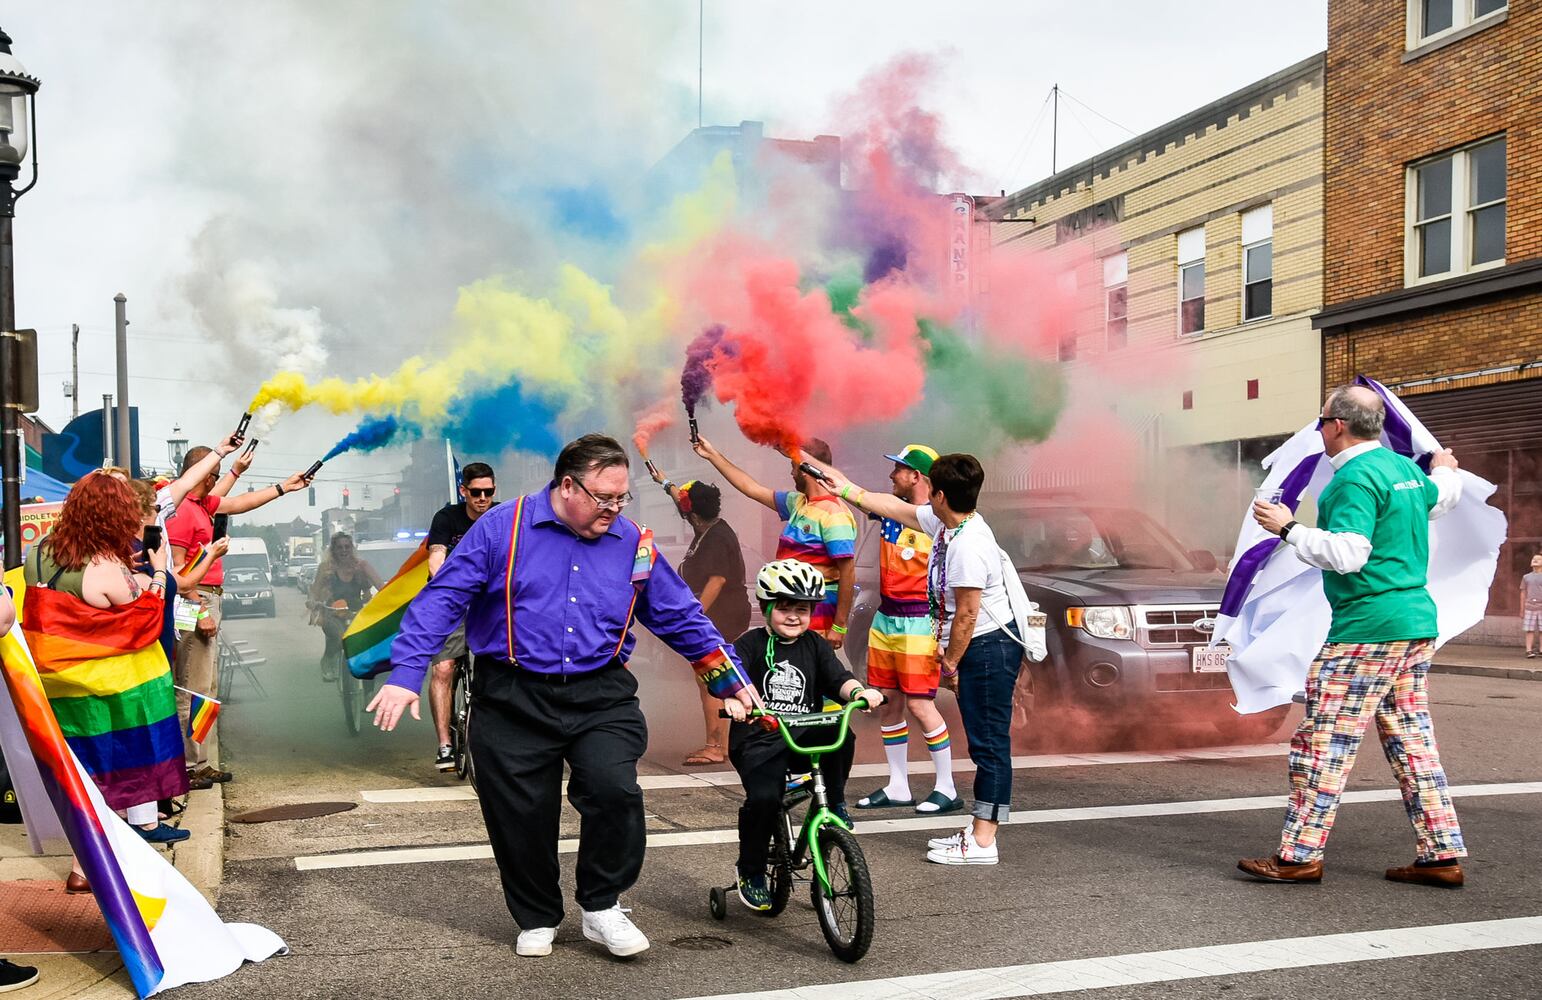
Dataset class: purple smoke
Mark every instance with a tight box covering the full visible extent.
[681,324,728,416]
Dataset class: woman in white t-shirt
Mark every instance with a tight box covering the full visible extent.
[824,453,1021,867]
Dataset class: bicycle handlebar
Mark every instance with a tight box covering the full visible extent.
[718,699,869,755]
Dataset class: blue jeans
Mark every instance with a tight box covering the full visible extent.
[956,624,1022,822]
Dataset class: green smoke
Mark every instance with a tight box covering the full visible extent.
[919,320,1065,445]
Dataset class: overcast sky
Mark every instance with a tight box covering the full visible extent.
[3,1,1325,520]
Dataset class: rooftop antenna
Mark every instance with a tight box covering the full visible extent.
[1051,82,1059,174]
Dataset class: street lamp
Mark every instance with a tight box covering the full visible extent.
[0,26,39,569]
[167,425,188,472]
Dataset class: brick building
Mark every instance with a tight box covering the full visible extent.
[989,55,1325,555]
[1313,0,1539,630]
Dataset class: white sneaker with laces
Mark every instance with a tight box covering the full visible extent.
[927,826,969,851]
[927,827,999,865]
[516,927,555,957]
[582,904,650,957]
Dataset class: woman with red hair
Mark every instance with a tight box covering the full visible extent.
[23,470,187,892]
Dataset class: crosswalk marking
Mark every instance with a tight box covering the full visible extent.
[673,915,1542,1000]
[293,779,1542,872]
[358,743,1290,804]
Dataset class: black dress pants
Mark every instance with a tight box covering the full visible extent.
[729,727,854,876]
[470,660,648,930]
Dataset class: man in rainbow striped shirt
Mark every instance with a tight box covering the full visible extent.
[694,436,857,648]
[853,445,961,816]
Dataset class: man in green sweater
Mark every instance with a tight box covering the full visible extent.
[1239,384,1467,888]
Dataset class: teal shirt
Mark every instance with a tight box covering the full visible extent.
[1317,447,1441,643]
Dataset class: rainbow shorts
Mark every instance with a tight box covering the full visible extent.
[865,611,940,697]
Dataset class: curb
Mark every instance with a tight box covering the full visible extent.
[171,728,225,903]
[1431,662,1542,682]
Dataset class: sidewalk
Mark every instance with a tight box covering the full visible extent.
[0,733,227,998]
[1431,643,1542,682]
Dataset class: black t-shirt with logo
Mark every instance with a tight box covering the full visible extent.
[428,502,480,554]
[679,519,751,641]
[729,627,855,751]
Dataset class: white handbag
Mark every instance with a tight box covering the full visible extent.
[982,546,1048,662]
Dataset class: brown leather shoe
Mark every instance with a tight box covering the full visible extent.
[65,871,91,894]
[1238,855,1323,883]
[1386,860,1464,888]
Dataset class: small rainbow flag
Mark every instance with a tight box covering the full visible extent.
[184,691,220,744]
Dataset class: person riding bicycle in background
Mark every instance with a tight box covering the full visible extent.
[308,533,384,681]
[426,462,499,772]
[728,560,882,911]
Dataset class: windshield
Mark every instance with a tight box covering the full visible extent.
[994,507,1196,572]
[227,569,267,585]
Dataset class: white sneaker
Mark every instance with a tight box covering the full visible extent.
[516,927,555,957]
[927,826,969,851]
[926,827,999,865]
[581,904,650,957]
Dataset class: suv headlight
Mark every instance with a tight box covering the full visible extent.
[1066,606,1134,640]
[258,589,272,598]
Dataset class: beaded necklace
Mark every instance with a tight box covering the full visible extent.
[927,511,976,645]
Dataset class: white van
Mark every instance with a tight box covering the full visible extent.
[223,537,273,581]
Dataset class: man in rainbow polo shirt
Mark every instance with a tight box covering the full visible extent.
[854,445,960,815]
[693,436,857,648]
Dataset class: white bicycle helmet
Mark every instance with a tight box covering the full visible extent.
[754,559,827,604]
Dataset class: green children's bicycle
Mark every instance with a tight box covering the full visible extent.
[708,700,875,963]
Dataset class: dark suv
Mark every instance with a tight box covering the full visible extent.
[845,499,1287,744]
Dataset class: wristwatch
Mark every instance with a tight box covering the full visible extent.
[1280,520,1299,541]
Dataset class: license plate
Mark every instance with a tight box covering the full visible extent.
[240,598,254,606]
[1192,645,1230,673]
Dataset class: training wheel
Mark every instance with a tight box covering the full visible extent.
[708,886,728,921]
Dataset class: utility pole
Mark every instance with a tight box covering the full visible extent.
[101,393,114,468]
[697,0,704,129]
[114,292,130,471]
[0,214,18,566]
[70,322,78,418]
[1051,83,1059,174]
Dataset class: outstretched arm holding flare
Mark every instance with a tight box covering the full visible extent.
[691,436,777,512]
[806,460,926,533]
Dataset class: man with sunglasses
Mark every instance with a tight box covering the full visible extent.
[1240,384,1466,888]
[426,462,499,772]
[369,434,757,960]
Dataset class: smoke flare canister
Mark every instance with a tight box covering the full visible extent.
[236,411,252,439]
[798,461,835,486]
[688,418,700,444]
[304,460,323,480]
[643,458,663,481]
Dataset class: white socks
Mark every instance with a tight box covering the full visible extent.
[880,722,912,800]
[924,723,957,800]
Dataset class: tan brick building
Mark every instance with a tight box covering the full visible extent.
[988,55,1325,554]
[1313,0,1539,628]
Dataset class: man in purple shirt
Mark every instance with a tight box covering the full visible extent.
[369,435,756,960]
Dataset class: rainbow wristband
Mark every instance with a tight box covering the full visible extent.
[692,646,748,698]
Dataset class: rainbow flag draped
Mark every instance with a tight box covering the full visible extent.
[15,573,185,810]
[0,627,287,996]
[342,541,430,679]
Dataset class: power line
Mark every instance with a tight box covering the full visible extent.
[999,87,1055,190]
[1057,87,1137,138]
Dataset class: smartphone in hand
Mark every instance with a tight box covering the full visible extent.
[142,525,163,554]
[212,514,229,543]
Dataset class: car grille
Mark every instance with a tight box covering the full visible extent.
[1133,605,1223,649]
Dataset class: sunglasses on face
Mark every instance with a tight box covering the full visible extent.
[466,488,496,498]
[1316,416,1344,430]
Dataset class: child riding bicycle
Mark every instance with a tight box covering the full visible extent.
[727,559,882,911]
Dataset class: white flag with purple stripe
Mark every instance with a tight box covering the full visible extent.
[1213,376,1507,714]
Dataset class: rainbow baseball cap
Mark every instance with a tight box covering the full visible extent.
[884,444,938,477]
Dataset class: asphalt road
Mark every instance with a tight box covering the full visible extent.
[183,587,1542,1000]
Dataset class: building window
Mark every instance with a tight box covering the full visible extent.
[1181,390,1193,411]
[1408,136,1505,284]
[1177,227,1205,334]
[1409,0,1506,46]
[1241,205,1273,321]
[1247,378,1260,400]
[1103,252,1128,350]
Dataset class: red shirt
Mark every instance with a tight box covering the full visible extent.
[168,494,223,586]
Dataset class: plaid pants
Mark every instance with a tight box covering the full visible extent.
[1278,638,1465,864]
